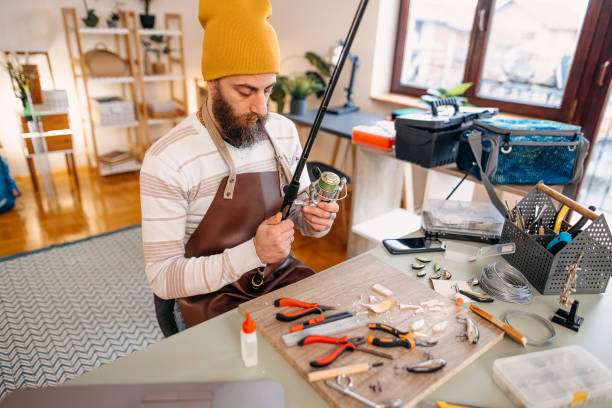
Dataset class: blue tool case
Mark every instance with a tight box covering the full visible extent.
[457,118,589,185]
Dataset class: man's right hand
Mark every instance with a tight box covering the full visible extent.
[254,212,295,264]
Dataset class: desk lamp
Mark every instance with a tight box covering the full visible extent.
[327,40,359,115]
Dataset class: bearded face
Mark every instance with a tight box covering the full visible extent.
[210,84,269,148]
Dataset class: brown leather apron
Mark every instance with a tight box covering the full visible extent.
[177,105,314,328]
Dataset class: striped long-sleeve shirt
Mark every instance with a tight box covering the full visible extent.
[140,112,327,300]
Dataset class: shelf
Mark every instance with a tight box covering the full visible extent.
[139,29,182,36]
[88,76,135,84]
[99,159,141,176]
[20,108,69,117]
[143,74,184,82]
[79,27,129,35]
[22,129,73,138]
[95,122,140,130]
[25,149,73,158]
[148,117,185,125]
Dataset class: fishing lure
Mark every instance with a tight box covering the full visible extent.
[398,358,447,373]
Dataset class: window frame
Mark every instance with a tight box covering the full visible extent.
[390,0,608,121]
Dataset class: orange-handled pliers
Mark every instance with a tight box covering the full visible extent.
[299,335,394,368]
[367,323,438,348]
[274,297,334,322]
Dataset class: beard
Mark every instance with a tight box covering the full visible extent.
[210,89,268,149]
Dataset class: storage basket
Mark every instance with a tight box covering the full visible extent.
[500,186,612,295]
[92,97,135,126]
[40,90,69,111]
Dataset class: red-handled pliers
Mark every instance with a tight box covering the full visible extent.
[298,335,394,368]
[274,298,334,322]
[298,335,364,368]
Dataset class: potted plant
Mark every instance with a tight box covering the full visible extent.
[140,0,155,29]
[81,0,99,27]
[274,75,324,116]
[270,51,330,114]
[142,35,170,75]
[107,2,124,28]
[107,11,120,28]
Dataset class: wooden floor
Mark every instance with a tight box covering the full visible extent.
[0,168,349,271]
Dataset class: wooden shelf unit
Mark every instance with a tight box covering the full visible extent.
[62,7,143,175]
[126,11,188,148]
[62,8,188,174]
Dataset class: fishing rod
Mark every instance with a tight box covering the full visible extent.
[251,0,369,290]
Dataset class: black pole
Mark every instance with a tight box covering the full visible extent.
[251,0,369,290]
[279,0,369,220]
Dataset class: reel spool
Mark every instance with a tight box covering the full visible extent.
[295,167,348,207]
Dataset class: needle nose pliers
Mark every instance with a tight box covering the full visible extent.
[274,297,335,322]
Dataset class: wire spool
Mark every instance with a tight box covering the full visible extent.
[501,310,556,347]
[480,261,533,303]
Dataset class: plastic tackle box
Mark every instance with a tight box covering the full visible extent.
[493,345,612,408]
[422,199,505,244]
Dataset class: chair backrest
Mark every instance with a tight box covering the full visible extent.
[153,294,179,337]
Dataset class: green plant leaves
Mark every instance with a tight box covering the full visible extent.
[305,52,331,77]
[446,82,473,97]
[270,76,288,113]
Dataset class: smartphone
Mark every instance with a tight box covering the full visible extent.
[382,237,445,255]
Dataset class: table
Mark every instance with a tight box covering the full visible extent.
[287,109,384,169]
[67,245,611,408]
[20,111,79,192]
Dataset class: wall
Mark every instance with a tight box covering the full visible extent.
[0,0,407,177]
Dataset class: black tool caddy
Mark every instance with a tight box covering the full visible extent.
[394,96,497,168]
[500,183,612,295]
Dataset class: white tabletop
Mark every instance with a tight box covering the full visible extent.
[68,246,612,407]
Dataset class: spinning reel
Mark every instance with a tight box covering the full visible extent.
[294,167,348,207]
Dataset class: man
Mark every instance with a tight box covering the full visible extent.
[140,0,339,331]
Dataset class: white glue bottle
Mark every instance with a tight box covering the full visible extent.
[241,312,257,367]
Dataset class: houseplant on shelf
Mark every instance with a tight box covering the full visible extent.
[107,2,124,28]
[139,0,155,29]
[142,35,170,75]
[81,0,99,27]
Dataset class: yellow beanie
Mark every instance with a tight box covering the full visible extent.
[199,0,280,80]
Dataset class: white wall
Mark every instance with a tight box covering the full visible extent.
[0,0,404,177]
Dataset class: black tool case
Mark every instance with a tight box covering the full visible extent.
[394,96,497,168]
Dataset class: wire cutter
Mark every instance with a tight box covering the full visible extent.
[298,335,394,368]
[274,298,335,322]
[367,323,438,349]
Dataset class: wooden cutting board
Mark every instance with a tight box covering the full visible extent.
[239,253,504,408]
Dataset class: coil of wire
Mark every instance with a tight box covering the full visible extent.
[479,261,532,303]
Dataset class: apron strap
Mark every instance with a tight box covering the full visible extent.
[265,128,294,193]
[200,102,238,199]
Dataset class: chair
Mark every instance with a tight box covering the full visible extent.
[154,294,179,337]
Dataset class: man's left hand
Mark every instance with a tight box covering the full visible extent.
[301,201,339,232]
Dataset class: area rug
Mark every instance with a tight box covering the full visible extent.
[0,226,163,399]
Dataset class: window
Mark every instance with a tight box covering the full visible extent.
[391,0,605,120]
[478,0,589,108]
[395,0,478,91]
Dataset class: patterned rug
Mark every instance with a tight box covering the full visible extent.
[0,226,163,399]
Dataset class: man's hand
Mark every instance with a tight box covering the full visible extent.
[301,201,340,232]
[254,212,295,264]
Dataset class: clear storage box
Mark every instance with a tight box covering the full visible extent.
[92,97,135,126]
[493,345,612,408]
[422,199,505,243]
